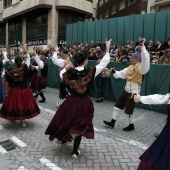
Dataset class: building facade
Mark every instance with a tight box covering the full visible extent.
[0,0,97,54]
[147,0,170,13]
[97,0,147,19]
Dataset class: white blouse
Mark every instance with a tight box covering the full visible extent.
[140,93,170,105]
[52,52,110,79]
[113,46,150,79]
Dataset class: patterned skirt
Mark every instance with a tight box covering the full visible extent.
[45,95,94,142]
[138,122,170,170]
[0,86,40,120]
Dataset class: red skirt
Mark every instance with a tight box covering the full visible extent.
[30,74,47,91]
[0,87,40,120]
[45,95,94,142]
[30,72,37,90]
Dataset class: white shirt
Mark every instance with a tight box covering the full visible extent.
[112,46,150,93]
[52,52,110,79]
[2,51,9,64]
[34,55,44,70]
[140,93,170,105]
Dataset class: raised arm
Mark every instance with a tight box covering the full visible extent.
[21,43,30,67]
[134,93,170,104]
[139,39,150,75]
[95,39,111,77]
[33,47,44,69]
[52,45,65,68]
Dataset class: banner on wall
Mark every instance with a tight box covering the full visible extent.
[27,39,47,46]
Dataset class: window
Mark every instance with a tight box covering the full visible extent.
[8,21,22,44]
[129,0,136,6]
[99,13,103,19]
[0,24,6,46]
[105,9,109,18]
[119,0,125,11]
[99,0,103,7]
[4,0,12,8]
[111,5,116,15]
[26,13,48,41]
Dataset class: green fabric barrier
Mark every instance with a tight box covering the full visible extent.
[117,17,125,45]
[133,14,144,42]
[101,19,109,43]
[46,59,170,113]
[87,21,96,44]
[108,18,117,44]
[72,24,78,43]
[95,20,102,43]
[66,24,73,44]
[77,22,83,43]
[124,15,135,43]
[83,22,88,44]
[166,12,170,39]
[154,12,167,42]
[143,13,155,41]
[66,11,170,46]
[46,59,60,88]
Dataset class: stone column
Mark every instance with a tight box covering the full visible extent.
[48,0,58,48]
[22,16,26,43]
[5,21,9,51]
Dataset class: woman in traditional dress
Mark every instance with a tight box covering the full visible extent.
[45,39,112,159]
[134,93,170,170]
[0,44,40,127]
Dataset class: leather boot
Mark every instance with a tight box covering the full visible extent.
[103,119,116,128]
[123,124,135,131]
[39,92,46,103]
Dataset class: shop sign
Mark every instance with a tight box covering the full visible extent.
[27,40,47,46]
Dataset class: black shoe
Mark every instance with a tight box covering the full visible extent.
[154,133,160,138]
[39,99,46,103]
[123,124,135,131]
[71,150,80,159]
[96,99,101,103]
[103,119,116,128]
[100,99,103,102]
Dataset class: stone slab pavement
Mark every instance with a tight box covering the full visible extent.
[0,87,167,170]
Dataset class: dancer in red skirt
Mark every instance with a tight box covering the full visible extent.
[0,44,40,127]
[45,39,112,159]
[30,48,48,103]
[134,93,170,170]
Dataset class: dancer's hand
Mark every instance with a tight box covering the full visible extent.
[134,94,141,103]
[110,67,116,73]
[55,45,60,52]
[105,39,112,53]
[140,38,146,47]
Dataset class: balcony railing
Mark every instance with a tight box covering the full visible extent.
[155,0,170,4]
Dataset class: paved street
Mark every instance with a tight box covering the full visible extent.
[0,87,167,170]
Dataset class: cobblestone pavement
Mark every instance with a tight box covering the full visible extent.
[0,87,167,170]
